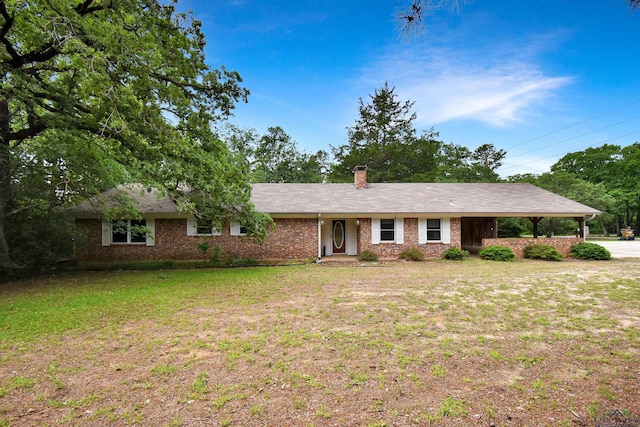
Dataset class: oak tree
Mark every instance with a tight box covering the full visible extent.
[0,1,266,272]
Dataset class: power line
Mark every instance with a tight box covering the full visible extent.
[506,113,640,161]
[502,98,640,152]
[500,129,640,174]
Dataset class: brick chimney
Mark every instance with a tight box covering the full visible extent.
[354,166,367,189]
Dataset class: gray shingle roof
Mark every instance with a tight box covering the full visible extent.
[251,182,601,217]
[73,182,601,217]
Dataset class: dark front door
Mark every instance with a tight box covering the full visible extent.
[332,220,346,254]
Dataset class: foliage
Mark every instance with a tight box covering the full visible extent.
[437,142,505,183]
[523,244,562,261]
[399,247,425,261]
[442,247,469,260]
[221,124,327,183]
[571,242,611,260]
[210,245,234,267]
[330,82,441,183]
[0,1,266,275]
[479,245,515,261]
[357,249,379,262]
[497,218,525,238]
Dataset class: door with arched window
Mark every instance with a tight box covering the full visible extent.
[332,220,346,254]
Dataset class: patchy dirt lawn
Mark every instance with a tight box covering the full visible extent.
[1,259,639,426]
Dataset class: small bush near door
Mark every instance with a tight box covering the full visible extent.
[479,245,515,261]
[523,244,562,261]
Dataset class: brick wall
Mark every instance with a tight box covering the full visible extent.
[482,237,584,258]
[75,217,318,262]
[358,217,462,259]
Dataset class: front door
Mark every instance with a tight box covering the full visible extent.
[332,220,346,254]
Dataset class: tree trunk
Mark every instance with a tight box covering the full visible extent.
[600,217,609,236]
[0,98,11,265]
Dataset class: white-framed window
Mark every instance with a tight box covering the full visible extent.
[102,218,155,247]
[380,219,395,242]
[371,218,404,244]
[112,219,147,244]
[426,218,441,241]
[230,222,248,236]
[418,218,450,244]
[187,217,222,236]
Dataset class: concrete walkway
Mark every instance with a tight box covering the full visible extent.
[592,240,640,258]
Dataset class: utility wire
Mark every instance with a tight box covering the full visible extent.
[506,113,640,161]
[500,129,640,174]
[502,98,640,152]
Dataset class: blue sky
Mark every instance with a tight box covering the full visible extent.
[179,1,640,177]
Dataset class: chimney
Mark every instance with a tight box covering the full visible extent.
[354,166,367,189]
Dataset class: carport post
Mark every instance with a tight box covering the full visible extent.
[529,217,542,239]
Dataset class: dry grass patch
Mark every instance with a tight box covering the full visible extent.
[0,259,639,426]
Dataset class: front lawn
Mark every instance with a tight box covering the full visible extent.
[1,259,639,426]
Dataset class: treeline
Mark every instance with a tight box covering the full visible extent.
[223,83,638,238]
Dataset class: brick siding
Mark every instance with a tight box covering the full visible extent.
[75,217,317,262]
[482,237,584,258]
[358,217,462,259]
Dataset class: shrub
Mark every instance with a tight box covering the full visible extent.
[210,245,233,266]
[571,242,611,260]
[442,247,469,261]
[399,247,425,261]
[479,245,515,261]
[357,249,379,262]
[523,244,562,261]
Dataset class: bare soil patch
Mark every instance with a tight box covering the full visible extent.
[1,259,639,426]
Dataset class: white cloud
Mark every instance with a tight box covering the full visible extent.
[359,40,574,128]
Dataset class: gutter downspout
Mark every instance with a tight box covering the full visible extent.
[317,214,322,262]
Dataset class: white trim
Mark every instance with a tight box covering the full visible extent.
[418,218,427,244]
[442,218,451,244]
[186,217,198,236]
[146,218,155,246]
[230,222,247,236]
[371,218,381,245]
[396,218,404,245]
[346,219,357,255]
[101,220,111,247]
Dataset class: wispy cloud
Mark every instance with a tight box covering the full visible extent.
[358,37,574,128]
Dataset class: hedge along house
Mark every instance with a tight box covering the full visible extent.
[73,167,601,262]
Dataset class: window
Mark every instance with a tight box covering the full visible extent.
[380,219,395,242]
[230,222,248,236]
[196,218,221,236]
[112,219,147,244]
[427,219,441,241]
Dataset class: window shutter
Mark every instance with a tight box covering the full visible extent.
[371,218,380,244]
[212,226,222,236]
[186,217,197,236]
[418,218,427,244]
[146,218,155,246]
[396,218,404,244]
[442,218,451,244]
[101,220,111,246]
[230,222,242,236]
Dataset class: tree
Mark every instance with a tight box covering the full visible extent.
[0,1,267,272]
[437,142,504,183]
[398,1,639,36]
[220,124,327,183]
[253,127,326,183]
[330,82,440,183]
